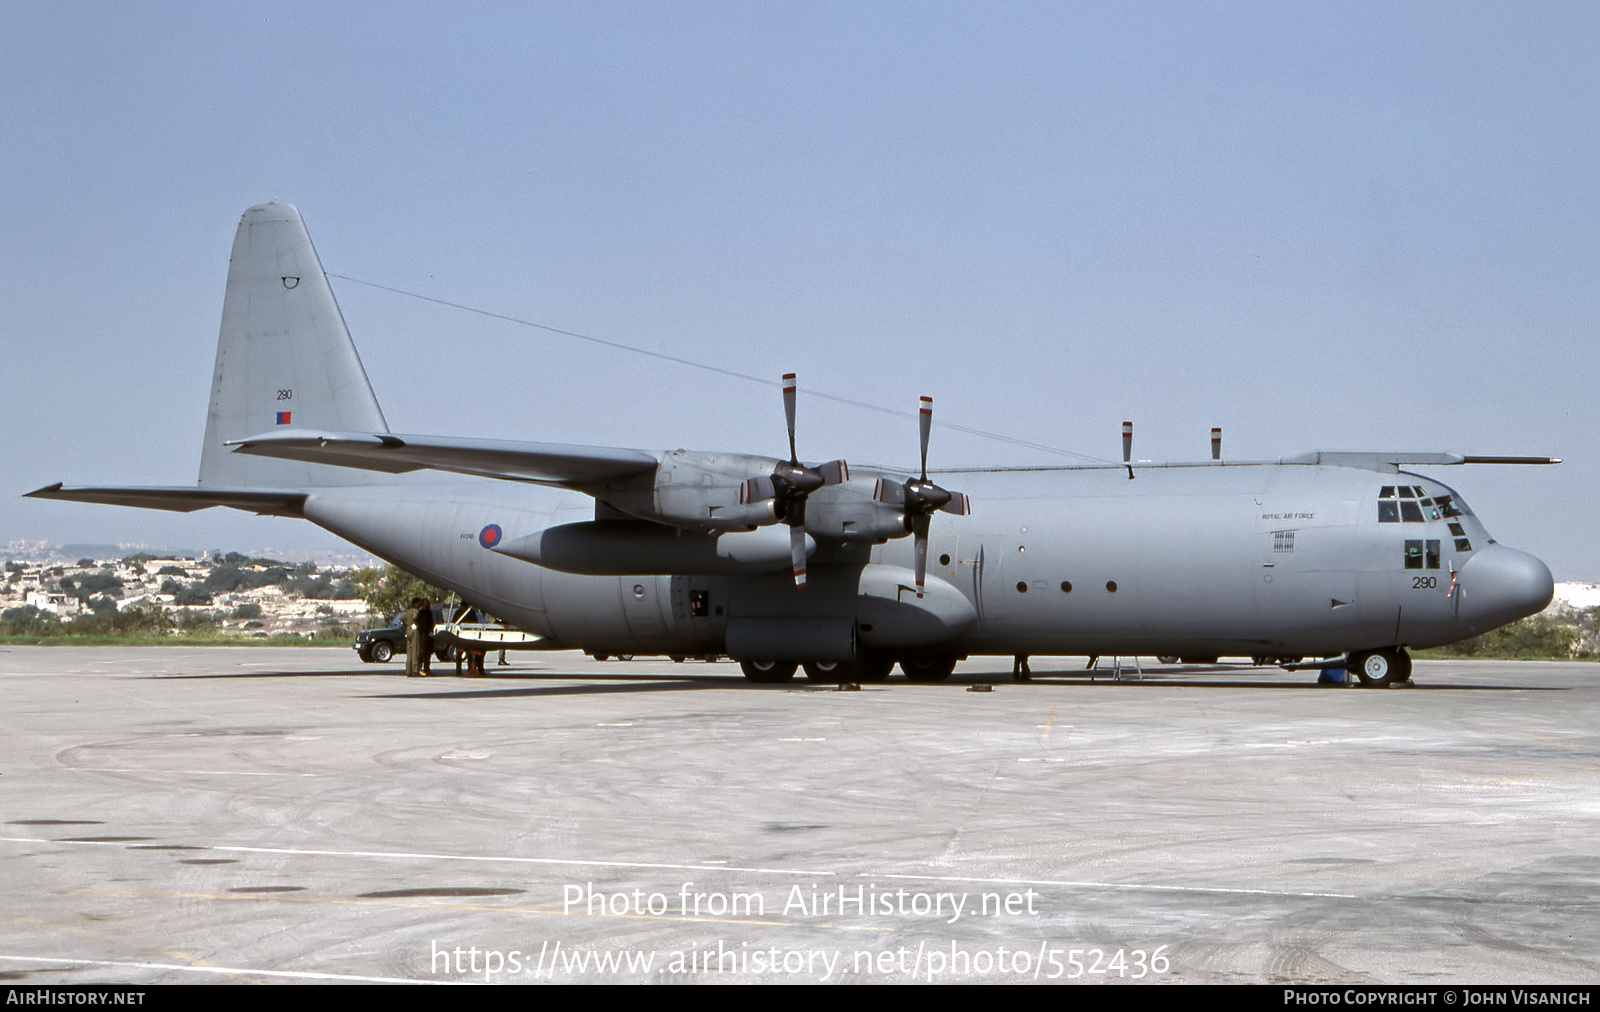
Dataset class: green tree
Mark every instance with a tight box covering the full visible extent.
[353,565,445,621]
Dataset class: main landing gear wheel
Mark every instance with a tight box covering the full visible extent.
[800,656,895,683]
[370,641,392,663]
[1350,648,1411,687]
[740,659,798,684]
[803,661,843,683]
[900,657,958,682]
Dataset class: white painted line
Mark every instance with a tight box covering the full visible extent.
[59,768,316,776]
[213,845,838,877]
[0,954,452,985]
[868,871,1360,900]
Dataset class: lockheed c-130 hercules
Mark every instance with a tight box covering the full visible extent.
[29,203,1559,687]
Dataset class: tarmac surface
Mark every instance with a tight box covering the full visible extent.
[0,647,1596,985]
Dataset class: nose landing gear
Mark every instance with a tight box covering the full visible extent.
[1349,648,1412,687]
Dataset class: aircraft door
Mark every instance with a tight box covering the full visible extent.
[620,575,669,638]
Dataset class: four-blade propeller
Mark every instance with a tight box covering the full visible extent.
[873,396,970,597]
[743,377,972,592]
[740,374,849,587]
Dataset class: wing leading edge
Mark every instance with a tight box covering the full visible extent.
[226,430,660,487]
[25,484,308,516]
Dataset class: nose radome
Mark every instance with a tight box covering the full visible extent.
[1459,544,1555,634]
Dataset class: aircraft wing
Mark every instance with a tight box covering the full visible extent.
[225,430,660,487]
[25,484,309,516]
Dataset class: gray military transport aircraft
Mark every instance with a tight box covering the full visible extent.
[29,203,1558,687]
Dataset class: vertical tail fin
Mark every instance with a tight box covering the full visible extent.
[197,202,389,489]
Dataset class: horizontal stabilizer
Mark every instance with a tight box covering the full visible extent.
[1282,451,1562,469]
[25,484,307,516]
[227,430,659,487]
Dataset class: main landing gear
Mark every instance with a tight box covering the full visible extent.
[1348,648,1412,687]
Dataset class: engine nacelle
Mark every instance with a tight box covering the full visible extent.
[593,450,779,531]
[495,520,808,575]
[591,452,911,542]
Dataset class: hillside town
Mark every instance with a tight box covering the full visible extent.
[0,548,377,639]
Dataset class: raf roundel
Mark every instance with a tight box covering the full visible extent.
[478,524,503,549]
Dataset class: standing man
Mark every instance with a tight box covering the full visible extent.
[402,599,422,677]
[415,597,435,676]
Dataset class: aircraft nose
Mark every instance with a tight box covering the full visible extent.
[1457,544,1554,636]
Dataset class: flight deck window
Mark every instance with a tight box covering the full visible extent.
[1404,540,1441,570]
[1455,538,1474,552]
[1400,501,1424,522]
[1380,486,1396,499]
[1379,502,1399,522]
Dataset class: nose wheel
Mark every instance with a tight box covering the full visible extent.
[1349,648,1411,687]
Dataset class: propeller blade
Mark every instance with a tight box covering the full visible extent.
[790,522,808,588]
[911,513,931,596]
[1211,426,1222,461]
[1123,420,1135,480]
[875,478,906,505]
[919,396,933,479]
[939,492,971,516]
[741,474,776,504]
[815,459,849,486]
[783,373,799,463]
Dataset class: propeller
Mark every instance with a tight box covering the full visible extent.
[874,396,970,597]
[740,373,849,587]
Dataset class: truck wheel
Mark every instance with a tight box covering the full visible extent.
[371,642,393,663]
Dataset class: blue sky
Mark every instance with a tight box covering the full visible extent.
[4,2,1597,576]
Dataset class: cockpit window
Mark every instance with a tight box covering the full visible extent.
[1400,501,1424,523]
[1378,501,1399,523]
[1435,494,1466,518]
[1380,486,1396,499]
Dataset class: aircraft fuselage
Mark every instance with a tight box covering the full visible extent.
[300,459,1551,662]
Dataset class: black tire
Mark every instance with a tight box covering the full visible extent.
[802,661,844,683]
[357,645,375,663]
[740,659,798,684]
[901,656,958,682]
[370,641,393,663]
[1351,649,1411,687]
[1157,655,1179,665]
[855,655,894,682]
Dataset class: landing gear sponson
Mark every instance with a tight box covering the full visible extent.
[739,655,958,684]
